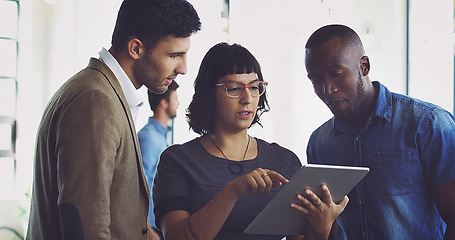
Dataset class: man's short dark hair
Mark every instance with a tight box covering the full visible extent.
[148,81,179,112]
[111,0,201,52]
[305,24,363,49]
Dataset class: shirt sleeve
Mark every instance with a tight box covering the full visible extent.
[152,145,192,228]
[138,128,161,185]
[55,89,120,238]
[419,108,455,188]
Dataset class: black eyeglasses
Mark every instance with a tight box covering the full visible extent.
[215,80,268,98]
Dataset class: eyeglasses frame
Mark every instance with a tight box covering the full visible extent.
[215,80,268,98]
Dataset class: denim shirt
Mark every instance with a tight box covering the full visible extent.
[137,117,170,227]
[307,81,455,239]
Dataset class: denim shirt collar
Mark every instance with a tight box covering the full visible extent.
[148,117,171,135]
[330,81,392,135]
[373,81,393,122]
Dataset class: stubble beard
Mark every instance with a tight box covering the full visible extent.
[132,54,167,94]
[351,71,366,114]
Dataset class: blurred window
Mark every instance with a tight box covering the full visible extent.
[0,0,19,195]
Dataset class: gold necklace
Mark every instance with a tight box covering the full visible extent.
[209,135,251,175]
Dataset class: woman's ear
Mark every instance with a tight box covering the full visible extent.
[360,56,370,76]
[127,38,144,60]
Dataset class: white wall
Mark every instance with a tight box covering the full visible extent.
[408,0,454,111]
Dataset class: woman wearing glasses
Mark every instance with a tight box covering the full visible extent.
[152,42,348,240]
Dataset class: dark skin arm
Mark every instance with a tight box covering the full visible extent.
[434,179,455,240]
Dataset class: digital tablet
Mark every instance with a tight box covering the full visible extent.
[244,164,369,235]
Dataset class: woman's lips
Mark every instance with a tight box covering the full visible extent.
[236,110,253,119]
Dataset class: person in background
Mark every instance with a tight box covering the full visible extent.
[304,24,455,239]
[138,81,180,240]
[26,0,200,239]
[152,42,348,240]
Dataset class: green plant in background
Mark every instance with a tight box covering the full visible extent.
[0,190,31,240]
[16,191,30,222]
[0,226,24,240]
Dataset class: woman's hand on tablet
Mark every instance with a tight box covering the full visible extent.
[290,184,349,240]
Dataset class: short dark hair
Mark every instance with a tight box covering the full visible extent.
[147,81,179,112]
[111,0,201,52]
[186,42,270,135]
[305,24,363,50]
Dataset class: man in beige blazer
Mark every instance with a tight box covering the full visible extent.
[26,0,200,239]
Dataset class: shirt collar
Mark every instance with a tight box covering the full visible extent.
[148,117,171,135]
[372,81,392,122]
[98,48,143,109]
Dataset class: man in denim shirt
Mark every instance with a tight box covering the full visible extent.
[304,24,455,239]
[138,81,180,239]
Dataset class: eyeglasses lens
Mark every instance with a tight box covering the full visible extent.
[226,82,266,97]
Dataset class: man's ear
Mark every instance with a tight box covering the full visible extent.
[159,98,168,109]
[360,56,370,76]
[127,38,144,60]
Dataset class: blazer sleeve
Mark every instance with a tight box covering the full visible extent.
[55,88,122,238]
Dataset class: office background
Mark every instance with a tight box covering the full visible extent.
[0,0,453,238]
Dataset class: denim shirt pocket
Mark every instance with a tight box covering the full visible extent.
[364,151,419,196]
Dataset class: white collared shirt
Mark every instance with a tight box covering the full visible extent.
[98,48,144,125]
